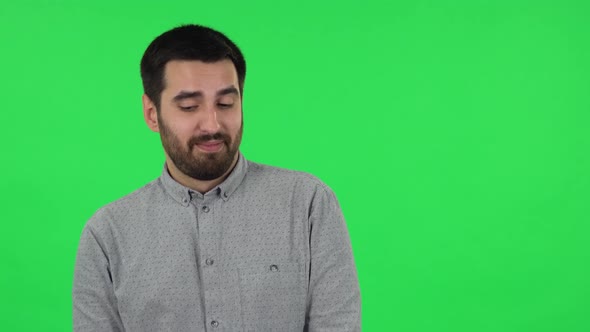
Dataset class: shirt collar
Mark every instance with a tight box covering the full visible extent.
[159,152,248,206]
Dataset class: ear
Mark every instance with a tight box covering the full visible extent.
[142,94,160,132]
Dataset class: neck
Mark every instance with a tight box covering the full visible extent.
[165,153,239,194]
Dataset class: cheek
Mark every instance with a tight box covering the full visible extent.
[223,112,243,135]
[163,120,193,142]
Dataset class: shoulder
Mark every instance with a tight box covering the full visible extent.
[245,160,333,194]
[84,178,163,233]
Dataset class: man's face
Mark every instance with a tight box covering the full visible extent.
[154,59,243,181]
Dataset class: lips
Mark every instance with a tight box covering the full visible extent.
[194,140,224,153]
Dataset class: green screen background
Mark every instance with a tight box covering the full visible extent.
[1,0,589,330]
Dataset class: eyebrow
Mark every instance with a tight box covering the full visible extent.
[217,86,239,97]
[172,86,239,102]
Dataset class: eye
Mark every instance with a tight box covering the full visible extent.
[217,103,234,109]
[179,105,197,112]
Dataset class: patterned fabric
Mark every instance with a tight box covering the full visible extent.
[73,153,361,331]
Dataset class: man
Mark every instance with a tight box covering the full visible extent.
[73,24,360,331]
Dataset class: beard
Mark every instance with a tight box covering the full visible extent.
[158,114,242,181]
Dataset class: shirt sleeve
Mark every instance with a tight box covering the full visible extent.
[73,220,124,332]
[305,184,361,331]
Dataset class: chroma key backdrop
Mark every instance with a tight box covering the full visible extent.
[1,0,589,331]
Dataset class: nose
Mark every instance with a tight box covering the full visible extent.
[199,107,221,133]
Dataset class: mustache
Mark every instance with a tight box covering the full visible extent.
[187,132,231,147]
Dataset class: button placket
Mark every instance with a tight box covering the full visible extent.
[198,198,223,326]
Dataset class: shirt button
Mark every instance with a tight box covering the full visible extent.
[182,198,188,204]
[205,258,214,266]
[223,192,228,198]
[211,320,219,327]
[202,205,210,213]
[270,264,279,272]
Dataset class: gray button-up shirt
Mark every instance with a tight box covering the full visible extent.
[73,154,361,331]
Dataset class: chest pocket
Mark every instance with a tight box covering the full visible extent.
[238,261,306,331]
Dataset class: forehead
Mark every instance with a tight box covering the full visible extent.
[162,59,239,93]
